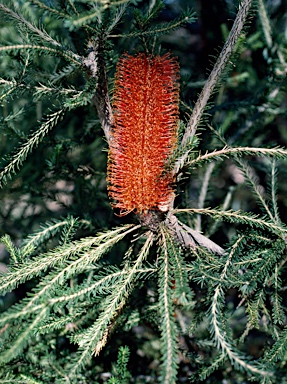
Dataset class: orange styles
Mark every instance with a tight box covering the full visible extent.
[108,53,179,215]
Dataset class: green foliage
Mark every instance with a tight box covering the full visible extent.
[107,346,131,384]
[1,0,287,383]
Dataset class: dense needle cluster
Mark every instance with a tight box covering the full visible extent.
[108,53,179,215]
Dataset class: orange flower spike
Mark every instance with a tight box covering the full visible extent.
[108,53,179,215]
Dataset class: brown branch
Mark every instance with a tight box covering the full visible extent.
[165,213,225,255]
[83,39,113,143]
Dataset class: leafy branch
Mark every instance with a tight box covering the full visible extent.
[0,44,81,65]
[175,208,287,235]
[0,224,139,296]
[210,236,273,377]
[110,10,196,38]
[158,225,180,383]
[69,231,154,374]
[185,146,287,169]
[0,109,65,187]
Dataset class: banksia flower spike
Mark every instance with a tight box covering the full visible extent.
[108,53,179,216]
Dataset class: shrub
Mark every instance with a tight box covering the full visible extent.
[1,0,287,383]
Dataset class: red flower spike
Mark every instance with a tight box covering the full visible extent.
[107,53,179,216]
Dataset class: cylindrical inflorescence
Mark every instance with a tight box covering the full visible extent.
[108,53,179,215]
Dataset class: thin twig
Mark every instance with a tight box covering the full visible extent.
[195,162,216,232]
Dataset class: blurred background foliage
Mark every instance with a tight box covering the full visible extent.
[1,0,287,382]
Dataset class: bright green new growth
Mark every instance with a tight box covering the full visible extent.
[1,0,287,382]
